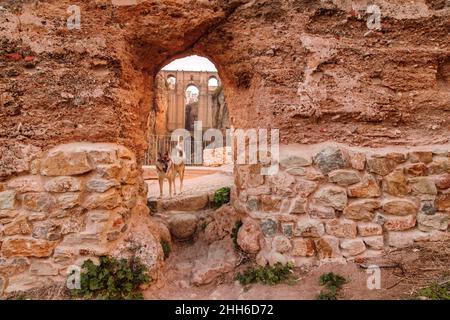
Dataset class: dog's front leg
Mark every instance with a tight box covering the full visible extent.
[158,178,164,198]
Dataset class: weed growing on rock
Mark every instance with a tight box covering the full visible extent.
[231,220,243,249]
[414,281,450,300]
[235,262,295,286]
[214,186,231,207]
[70,255,151,300]
[161,239,171,260]
[316,272,347,300]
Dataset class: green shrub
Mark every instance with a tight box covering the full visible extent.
[231,220,243,249]
[236,262,295,286]
[214,187,231,207]
[415,282,450,300]
[70,255,151,300]
[161,239,171,260]
[316,272,347,300]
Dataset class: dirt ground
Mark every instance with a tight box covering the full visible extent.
[143,238,449,301]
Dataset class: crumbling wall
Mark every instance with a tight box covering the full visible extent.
[0,143,164,294]
[233,143,450,266]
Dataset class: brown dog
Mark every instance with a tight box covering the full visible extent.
[156,146,185,198]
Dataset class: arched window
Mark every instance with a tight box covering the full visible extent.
[208,77,219,90]
[166,75,176,90]
[185,85,199,104]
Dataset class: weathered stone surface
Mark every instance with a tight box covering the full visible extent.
[417,213,450,231]
[168,213,198,239]
[362,236,384,250]
[340,238,366,257]
[192,238,237,286]
[86,149,118,165]
[343,199,381,221]
[420,200,436,216]
[160,194,209,212]
[295,219,325,238]
[383,169,410,196]
[291,238,315,257]
[0,190,16,209]
[409,151,433,164]
[385,152,407,163]
[427,158,450,174]
[347,150,366,171]
[295,179,318,198]
[325,219,357,238]
[436,194,450,212]
[44,176,82,193]
[285,167,306,176]
[96,164,122,180]
[237,218,262,253]
[54,193,80,209]
[0,209,21,224]
[387,230,428,248]
[347,175,381,198]
[314,236,341,259]
[281,222,294,238]
[246,197,259,212]
[309,203,336,219]
[409,177,437,195]
[435,173,450,189]
[30,261,59,276]
[280,155,312,168]
[260,195,282,211]
[382,199,418,216]
[3,216,31,236]
[357,222,383,236]
[84,189,121,210]
[1,238,57,258]
[383,214,416,231]
[405,163,428,177]
[313,185,347,210]
[260,219,278,237]
[366,157,396,176]
[122,185,138,209]
[86,178,119,193]
[40,150,92,176]
[313,147,347,174]
[7,176,43,193]
[0,275,6,295]
[22,192,54,212]
[289,197,307,214]
[0,257,30,276]
[32,221,62,241]
[328,169,360,186]
[272,235,292,253]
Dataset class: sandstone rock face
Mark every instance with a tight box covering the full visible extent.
[328,170,360,186]
[313,185,348,211]
[313,147,346,174]
[169,214,198,240]
[340,239,366,257]
[191,238,237,286]
[0,143,162,294]
[237,218,262,254]
[343,199,381,221]
[383,215,417,231]
[325,219,357,239]
[291,238,315,257]
[382,199,418,216]
[357,223,383,236]
[348,176,381,198]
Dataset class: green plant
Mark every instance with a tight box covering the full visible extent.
[316,272,347,300]
[231,220,243,249]
[161,239,171,260]
[235,262,295,286]
[214,187,231,207]
[414,282,450,300]
[70,255,151,300]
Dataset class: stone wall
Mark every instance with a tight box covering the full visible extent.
[0,143,164,295]
[203,146,233,167]
[233,143,450,266]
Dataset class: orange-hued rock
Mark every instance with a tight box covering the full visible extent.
[1,238,57,258]
[348,175,381,198]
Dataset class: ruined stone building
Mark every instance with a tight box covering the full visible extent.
[0,0,449,295]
